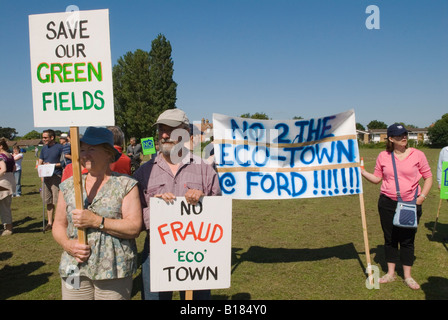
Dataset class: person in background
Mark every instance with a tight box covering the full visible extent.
[12,146,23,197]
[361,123,432,290]
[39,129,63,231]
[0,139,16,236]
[127,137,142,174]
[107,126,131,175]
[437,145,448,190]
[134,108,221,300]
[52,127,142,300]
[60,133,72,170]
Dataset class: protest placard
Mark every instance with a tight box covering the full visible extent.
[29,8,114,243]
[37,164,55,178]
[213,109,362,200]
[150,196,232,292]
[141,137,156,155]
[440,162,448,200]
[29,8,114,128]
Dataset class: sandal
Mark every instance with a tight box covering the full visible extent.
[404,277,420,290]
[379,273,396,284]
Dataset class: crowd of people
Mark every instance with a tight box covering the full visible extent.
[1,110,448,298]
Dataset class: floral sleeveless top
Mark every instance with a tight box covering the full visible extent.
[58,172,138,280]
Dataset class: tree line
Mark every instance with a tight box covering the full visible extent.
[4,33,448,147]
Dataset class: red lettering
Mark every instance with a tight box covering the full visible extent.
[157,223,169,245]
[210,224,223,243]
[158,221,224,244]
[197,222,211,241]
[170,221,183,241]
[183,221,198,240]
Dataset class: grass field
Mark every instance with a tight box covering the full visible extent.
[1,147,448,300]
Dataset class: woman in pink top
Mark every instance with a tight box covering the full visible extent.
[361,123,432,290]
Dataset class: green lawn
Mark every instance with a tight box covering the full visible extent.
[1,148,448,300]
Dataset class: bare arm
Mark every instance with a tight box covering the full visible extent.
[417,176,432,205]
[72,186,142,239]
[52,191,90,263]
[361,168,382,184]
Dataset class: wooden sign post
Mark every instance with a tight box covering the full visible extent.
[70,126,86,244]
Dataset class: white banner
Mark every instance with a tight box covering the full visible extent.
[213,109,362,199]
[29,9,114,127]
[150,196,232,292]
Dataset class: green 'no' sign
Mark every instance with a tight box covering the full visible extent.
[141,137,156,155]
[441,162,448,199]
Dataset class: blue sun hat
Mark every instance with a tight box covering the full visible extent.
[80,127,121,162]
[387,123,408,137]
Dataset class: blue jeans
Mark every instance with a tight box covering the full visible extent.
[13,170,21,196]
[141,234,211,300]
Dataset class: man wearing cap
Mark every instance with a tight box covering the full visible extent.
[59,133,72,170]
[134,108,221,300]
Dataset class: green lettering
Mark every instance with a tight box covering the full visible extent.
[74,63,86,82]
[37,63,50,83]
[71,92,82,110]
[83,91,94,110]
[53,93,58,110]
[59,92,70,111]
[51,63,63,83]
[94,90,104,110]
[62,63,74,83]
[88,62,102,82]
[42,92,52,111]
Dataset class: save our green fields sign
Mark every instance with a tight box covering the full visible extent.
[28,8,114,128]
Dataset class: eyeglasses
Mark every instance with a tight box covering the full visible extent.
[391,134,408,140]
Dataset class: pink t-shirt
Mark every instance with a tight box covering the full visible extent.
[374,148,432,201]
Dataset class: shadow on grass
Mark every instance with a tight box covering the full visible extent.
[11,216,45,234]
[421,277,448,299]
[232,243,365,274]
[425,219,448,246]
[0,260,52,299]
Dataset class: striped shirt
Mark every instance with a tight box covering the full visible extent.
[134,152,222,230]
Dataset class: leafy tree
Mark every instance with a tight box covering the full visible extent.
[23,130,42,139]
[356,123,366,131]
[428,113,448,147]
[240,112,270,120]
[0,127,18,140]
[148,34,177,123]
[113,34,177,141]
[367,120,387,130]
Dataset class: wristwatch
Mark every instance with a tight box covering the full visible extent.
[99,217,105,230]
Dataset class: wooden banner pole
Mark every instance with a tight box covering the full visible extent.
[70,127,87,244]
[185,290,193,300]
[359,191,373,285]
[431,198,443,239]
[359,157,373,285]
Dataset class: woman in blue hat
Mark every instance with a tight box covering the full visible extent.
[53,127,142,300]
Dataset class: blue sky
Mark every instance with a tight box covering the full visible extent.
[1,0,447,136]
